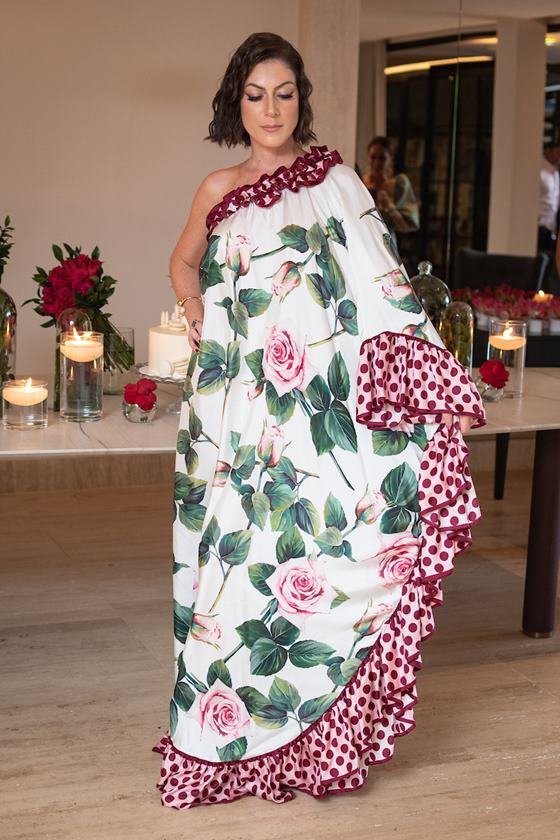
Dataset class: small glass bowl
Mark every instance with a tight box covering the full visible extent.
[122,401,157,423]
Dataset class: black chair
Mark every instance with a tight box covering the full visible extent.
[453,247,549,292]
[453,248,551,501]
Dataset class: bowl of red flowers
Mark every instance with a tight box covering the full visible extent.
[122,377,158,422]
[475,359,509,402]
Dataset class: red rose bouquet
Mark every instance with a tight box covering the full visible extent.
[479,359,509,390]
[124,378,157,411]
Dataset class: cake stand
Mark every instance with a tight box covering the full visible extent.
[136,365,185,415]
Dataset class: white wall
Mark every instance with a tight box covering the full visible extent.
[1,0,298,374]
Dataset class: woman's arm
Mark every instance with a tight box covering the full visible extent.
[378,174,419,234]
[169,171,232,352]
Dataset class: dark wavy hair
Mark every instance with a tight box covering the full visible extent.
[207,32,316,148]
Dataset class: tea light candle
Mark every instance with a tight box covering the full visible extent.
[488,327,527,351]
[533,290,553,303]
[60,328,104,363]
[3,378,48,406]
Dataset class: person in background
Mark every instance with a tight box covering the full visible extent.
[362,135,420,239]
[538,143,560,253]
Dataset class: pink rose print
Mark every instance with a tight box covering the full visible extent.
[196,680,251,740]
[190,612,223,649]
[247,380,264,401]
[381,268,413,301]
[372,533,420,588]
[257,421,285,467]
[225,234,252,276]
[353,600,395,637]
[212,460,231,487]
[262,324,314,396]
[355,487,386,524]
[395,419,416,435]
[268,553,337,618]
[270,261,302,299]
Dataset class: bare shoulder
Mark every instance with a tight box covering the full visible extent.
[195,165,243,213]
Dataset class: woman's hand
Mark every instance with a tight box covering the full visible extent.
[442,413,475,435]
[185,298,205,353]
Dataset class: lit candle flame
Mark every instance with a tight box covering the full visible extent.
[71,327,93,342]
[24,377,33,391]
[503,327,513,339]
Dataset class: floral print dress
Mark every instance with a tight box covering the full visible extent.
[154,146,485,808]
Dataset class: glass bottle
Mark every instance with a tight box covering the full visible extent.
[0,217,16,417]
[410,260,451,335]
[441,301,474,372]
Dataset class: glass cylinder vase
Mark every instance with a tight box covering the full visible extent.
[55,309,92,412]
[0,284,17,417]
[441,301,474,372]
[103,327,135,394]
[59,331,103,422]
[2,378,48,430]
[487,318,527,397]
[410,260,451,334]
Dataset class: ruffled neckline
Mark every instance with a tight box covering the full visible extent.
[205,145,343,234]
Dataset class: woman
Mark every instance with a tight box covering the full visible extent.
[362,136,419,251]
[154,32,485,809]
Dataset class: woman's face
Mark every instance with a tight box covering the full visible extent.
[369,144,392,176]
[240,59,299,150]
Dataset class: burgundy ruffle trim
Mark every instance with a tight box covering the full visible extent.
[153,331,484,809]
[205,145,342,234]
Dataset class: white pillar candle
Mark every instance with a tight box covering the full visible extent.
[3,378,48,406]
[60,329,104,363]
[488,330,527,351]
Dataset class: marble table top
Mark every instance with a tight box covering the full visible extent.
[1,369,559,457]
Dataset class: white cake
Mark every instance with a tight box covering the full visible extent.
[147,309,190,377]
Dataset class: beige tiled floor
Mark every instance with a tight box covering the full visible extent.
[2,469,559,840]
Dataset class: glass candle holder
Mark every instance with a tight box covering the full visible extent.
[103,327,135,394]
[59,330,103,422]
[441,301,474,372]
[487,318,527,396]
[2,378,48,429]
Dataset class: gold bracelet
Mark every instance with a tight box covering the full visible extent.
[177,294,202,308]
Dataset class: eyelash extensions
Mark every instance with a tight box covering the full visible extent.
[246,93,295,102]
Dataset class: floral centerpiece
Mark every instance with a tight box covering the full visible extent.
[24,243,133,407]
[475,359,509,402]
[122,377,158,422]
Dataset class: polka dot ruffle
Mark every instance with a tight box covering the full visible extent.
[153,330,483,809]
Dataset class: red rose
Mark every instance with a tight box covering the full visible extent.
[136,394,156,411]
[479,359,509,389]
[136,378,157,395]
[123,384,138,404]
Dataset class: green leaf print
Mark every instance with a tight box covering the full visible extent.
[412,517,423,538]
[216,295,233,309]
[411,424,428,451]
[340,657,361,681]
[275,525,306,564]
[248,563,276,596]
[197,366,226,394]
[183,374,194,401]
[324,401,358,452]
[356,645,373,661]
[176,429,190,454]
[199,235,222,294]
[198,339,226,369]
[251,708,289,730]
[238,288,272,317]
[381,462,418,508]
[267,455,297,488]
[270,617,300,646]
[201,515,220,547]
[198,541,210,567]
[173,600,193,644]
[174,474,206,504]
[388,295,423,314]
[342,540,353,560]
[236,619,271,649]
[306,222,329,257]
[298,692,337,723]
[236,685,271,714]
[331,587,350,609]
[244,348,264,380]
[324,492,348,531]
[327,658,347,686]
[315,526,343,553]
[379,505,412,534]
[232,445,256,479]
[218,530,253,566]
[263,480,296,512]
[183,671,208,693]
[306,271,330,308]
[241,490,270,530]
[176,651,186,681]
[270,504,297,532]
[337,299,358,335]
[310,411,334,455]
[217,737,247,762]
[169,699,178,737]
[372,430,409,456]
[188,405,202,440]
[288,640,335,668]
[326,216,347,247]
[306,374,331,411]
[317,253,345,301]
[327,352,350,401]
[250,637,288,676]
[230,430,241,452]
[268,676,301,712]
[226,341,240,379]
[295,499,321,536]
[227,301,249,338]
[278,224,309,253]
[178,502,206,532]
[207,659,232,688]
[265,381,296,424]
[184,448,199,475]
